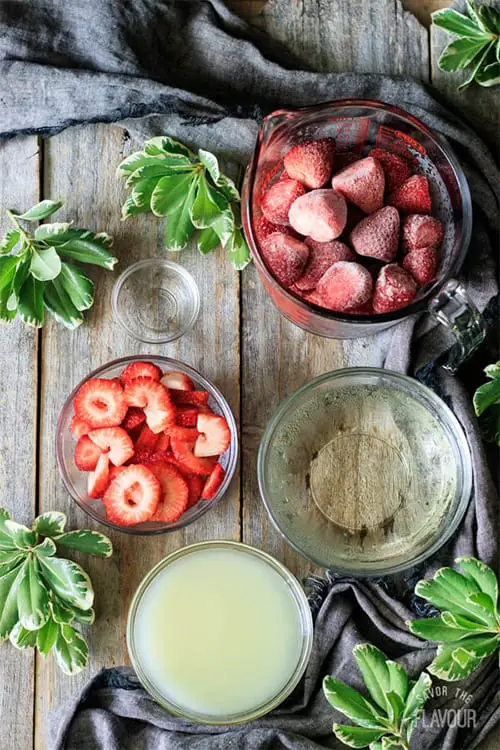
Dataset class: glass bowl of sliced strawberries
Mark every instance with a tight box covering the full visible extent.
[56,356,238,533]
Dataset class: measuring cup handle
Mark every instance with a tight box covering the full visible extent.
[428,279,486,373]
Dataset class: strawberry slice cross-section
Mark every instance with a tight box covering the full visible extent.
[120,361,162,386]
[74,435,104,471]
[88,453,110,499]
[160,370,195,391]
[201,463,226,500]
[74,378,128,429]
[148,461,189,523]
[194,414,231,457]
[170,434,217,477]
[88,427,135,467]
[103,464,160,526]
[124,376,175,434]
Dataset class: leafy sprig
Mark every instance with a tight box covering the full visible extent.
[473,361,500,444]
[0,507,112,675]
[0,200,117,329]
[117,136,251,270]
[432,1,500,90]
[323,645,431,750]
[408,557,500,681]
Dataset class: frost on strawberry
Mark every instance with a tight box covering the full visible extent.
[402,214,444,251]
[261,179,306,226]
[288,189,347,242]
[403,246,438,286]
[373,264,417,313]
[261,232,309,287]
[389,175,432,214]
[369,148,411,192]
[350,206,400,262]
[295,239,355,291]
[331,156,385,214]
[283,138,335,189]
[316,261,373,312]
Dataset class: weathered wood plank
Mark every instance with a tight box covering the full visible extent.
[431,0,499,149]
[240,0,429,583]
[0,136,40,750]
[34,124,240,748]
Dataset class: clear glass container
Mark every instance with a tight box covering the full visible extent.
[242,100,485,370]
[56,355,238,535]
[258,367,472,576]
[127,540,313,724]
[112,259,200,344]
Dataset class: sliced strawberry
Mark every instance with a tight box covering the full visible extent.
[166,425,200,442]
[134,423,160,451]
[88,427,135,467]
[88,453,110,499]
[74,435,103,471]
[129,448,170,465]
[194,414,231,457]
[170,390,210,406]
[74,378,127,429]
[120,361,162,386]
[70,415,90,440]
[160,370,195,391]
[176,407,200,427]
[155,433,171,452]
[103,464,160,526]
[201,464,226,500]
[121,407,146,434]
[148,462,189,523]
[124,377,175,433]
[186,475,204,509]
[109,465,126,482]
[389,175,432,214]
[170,435,217,477]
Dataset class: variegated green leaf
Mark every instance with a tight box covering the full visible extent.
[144,137,195,159]
[332,725,385,749]
[4,520,37,549]
[34,511,67,537]
[17,557,49,630]
[323,677,387,730]
[53,627,89,676]
[49,597,76,624]
[14,200,63,222]
[457,557,499,607]
[38,556,94,611]
[0,561,26,641]
[36,616,59,657]
[33,538,56,558]
[9,621,38,649]
[0,229,21,254]
[54,529,113,558]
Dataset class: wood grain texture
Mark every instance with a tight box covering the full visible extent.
[34,124,240,749]
[431,0,500,149]
[241,0,429,583]
[0,136,40,750]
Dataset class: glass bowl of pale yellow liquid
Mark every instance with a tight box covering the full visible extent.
[127,541,313,724]
[258,368,472,576]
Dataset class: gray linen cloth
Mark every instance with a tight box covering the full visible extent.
[0,1,498,748]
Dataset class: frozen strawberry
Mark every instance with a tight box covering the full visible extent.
[350,206,400,262]
[295,239,355,291]
[170,389,210,406]
[403,246,438,286]
[194,414,231,457]
[176,407,200,427]
[373,264,417,313]
[103,464,160,526]
[283,138,335,189]
[148,462,189,523]
[134,424,160,451]
[369,148,411,192]
[124,377,175,433]
[332,151,360,174]
[260,232,309,288]
[331,157,385,214]
[74,378,127,429]
[402,214,444,251]
[121,407,146,434]
[261,179,306,226]
[389,175,432,214]
[109,465,126,482]
[88,453,110,499]
[74,435,103,471]
[120,361,162,386]
[186,475,204,509]
[316,261,373,312]
[71,415,90,440]
[160,370,195,391]
[88,427,135,467]
[170,435,217,477]
[155,433,171,452]
[302,289,324,306]
[289,190,347,243]
[254,215,290,244]
[201,464,226,500]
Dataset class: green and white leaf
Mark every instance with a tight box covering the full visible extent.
[34,511,67,537]
[36,616,60,657]
[190,175,226,229]
[213,172,240,202]
[432,8,493,39]
[53,626,89,676]
[116,151,166,175]
[144,137,195,159]
[9,254,32,310]
[50,229,117,270]
[227,227,251,270]
[211,207,235,248]
[59,263,95,311]
[151,172,197,216]
[353,645,393,712]
[409,615,489,642]
[125,161,192,188]
[30,246,62,281]
[131,177,158,209]
[438,37,490,72]
[474,363,500,416]
[49,597,76,625]
[401,672,431,726]
[68,605,95,625]
[17,558,49,630]
[9,621,38,649]
[0,229,21,254]
[4,520,37,549]
[386,661,408,703]
[197,227,220,255]
[0,562,26,641]
[34,222,73,241]
[164,176,198,251]
[14,200,63,222]
[323,677,387,730]
[38,556,94,611]
[479,5,500,35]
[427,642,483,681]
[44,277,84,330]
[33,538,57,558]
[18,275,45,327]
[54,530,113,558]
[198,148,220,182]
[457,557,499,606]
[0,508,16,550]
[121,195,150,220]
[332,725,385,749]
[0,255,21,293]
[0,549,26,569]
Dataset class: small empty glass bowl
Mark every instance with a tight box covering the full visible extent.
[56,355,238,535]
[112,259,200,344]
[258,368,472,576]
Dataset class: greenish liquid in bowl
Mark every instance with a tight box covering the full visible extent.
[266,384,457,572]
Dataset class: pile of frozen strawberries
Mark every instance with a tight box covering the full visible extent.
[70,361,230,527]
[255,139,444,314]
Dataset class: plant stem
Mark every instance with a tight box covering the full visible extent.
[6,210,30,246]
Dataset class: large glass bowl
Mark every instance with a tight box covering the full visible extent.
[242,100,479,353]
[258,368,472,576]
[127,540,313,724]
[56,355,238,535]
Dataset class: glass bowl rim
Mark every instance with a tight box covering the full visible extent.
[56,354,238,535]
[111,258,201,344]
[257,366,473,576]
[243,98,473,326]
[126,539,314,725]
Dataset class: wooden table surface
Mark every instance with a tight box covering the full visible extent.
[0,1,497,748]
